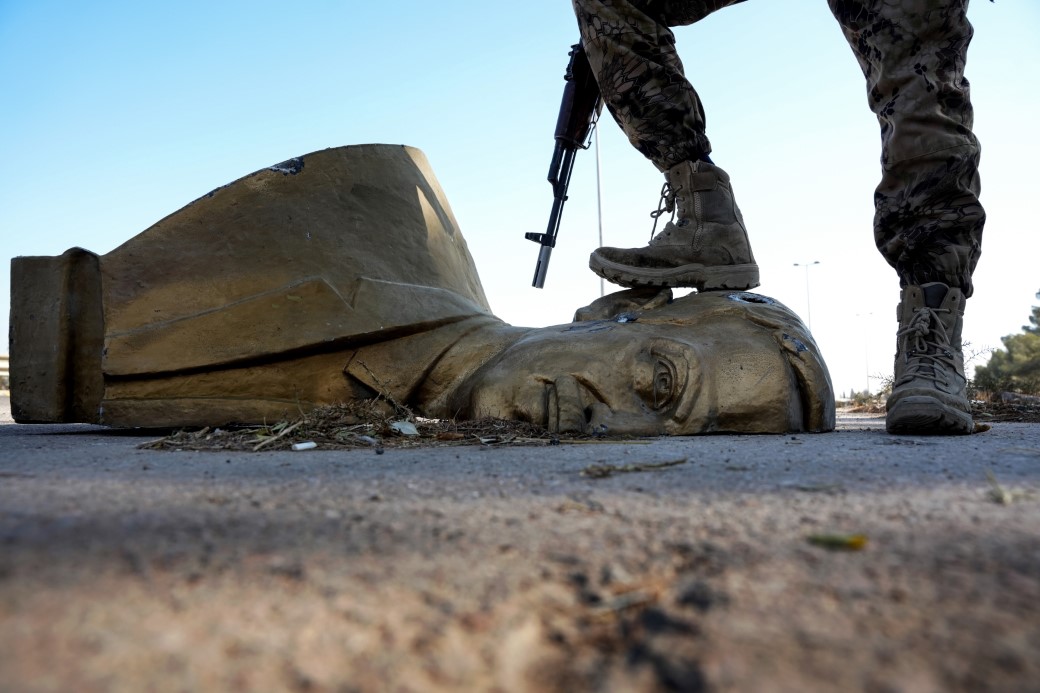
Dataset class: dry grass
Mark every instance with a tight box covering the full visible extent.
[137,392,1040,454]
[839,398,1040,423]
[138,399,631,453]
[973,398,1040,423]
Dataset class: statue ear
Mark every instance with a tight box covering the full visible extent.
[779,332,837,433]
[573,287,673,322]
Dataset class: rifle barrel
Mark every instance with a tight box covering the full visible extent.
[532,244,553,289]
[528,41,602,289]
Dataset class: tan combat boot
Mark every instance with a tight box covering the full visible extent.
[589,160,760,290]
[886,282,973,434]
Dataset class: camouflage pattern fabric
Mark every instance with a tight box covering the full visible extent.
[572,0,984,294]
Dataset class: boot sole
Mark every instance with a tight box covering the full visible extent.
[589,256,761,291]
[886,396,974,435]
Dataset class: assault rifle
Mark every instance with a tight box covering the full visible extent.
[526,42,602,288]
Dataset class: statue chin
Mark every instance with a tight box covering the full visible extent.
[9,144,834,434]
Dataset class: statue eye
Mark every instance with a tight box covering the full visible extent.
[636,343,692,417]
[651,359,677,410]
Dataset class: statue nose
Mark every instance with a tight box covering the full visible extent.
[546,375,589,433]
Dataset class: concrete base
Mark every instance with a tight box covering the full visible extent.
[1,411,1037,691]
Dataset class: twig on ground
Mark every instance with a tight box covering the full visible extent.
[806,533,868,551]
[252,420,304,451]
[581,458,688,479]
[985,470,1035,505]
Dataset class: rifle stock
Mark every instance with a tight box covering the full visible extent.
[526,42,602,288]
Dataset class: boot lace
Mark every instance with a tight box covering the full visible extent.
[648,182,677,240]
[896,307,958,387]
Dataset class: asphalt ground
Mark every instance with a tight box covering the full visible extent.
[1,395,1038,691]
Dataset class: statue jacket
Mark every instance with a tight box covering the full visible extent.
[10,145,497,426]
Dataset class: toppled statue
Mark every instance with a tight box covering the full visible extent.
[10,144,835,434]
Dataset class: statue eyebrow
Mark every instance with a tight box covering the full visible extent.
[564,322,614,332]
[782,333,809,353]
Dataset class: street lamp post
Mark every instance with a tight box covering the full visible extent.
[595,126,605,298]
[793,261,821,330]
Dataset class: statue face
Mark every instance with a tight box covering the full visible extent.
[455,293,825,435]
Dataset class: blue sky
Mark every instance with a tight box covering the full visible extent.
[2,1,1038,397]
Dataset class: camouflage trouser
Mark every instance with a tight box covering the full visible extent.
[573,0,984,294]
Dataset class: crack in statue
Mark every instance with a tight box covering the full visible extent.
[10,145,835,435]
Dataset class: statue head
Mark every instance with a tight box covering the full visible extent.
[447,288,835,435]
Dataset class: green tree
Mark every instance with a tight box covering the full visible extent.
[1026,295,1040,335]
[973,290,1040,395]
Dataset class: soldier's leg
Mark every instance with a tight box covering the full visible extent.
[572,0,758,290]
[829,0,983,434]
